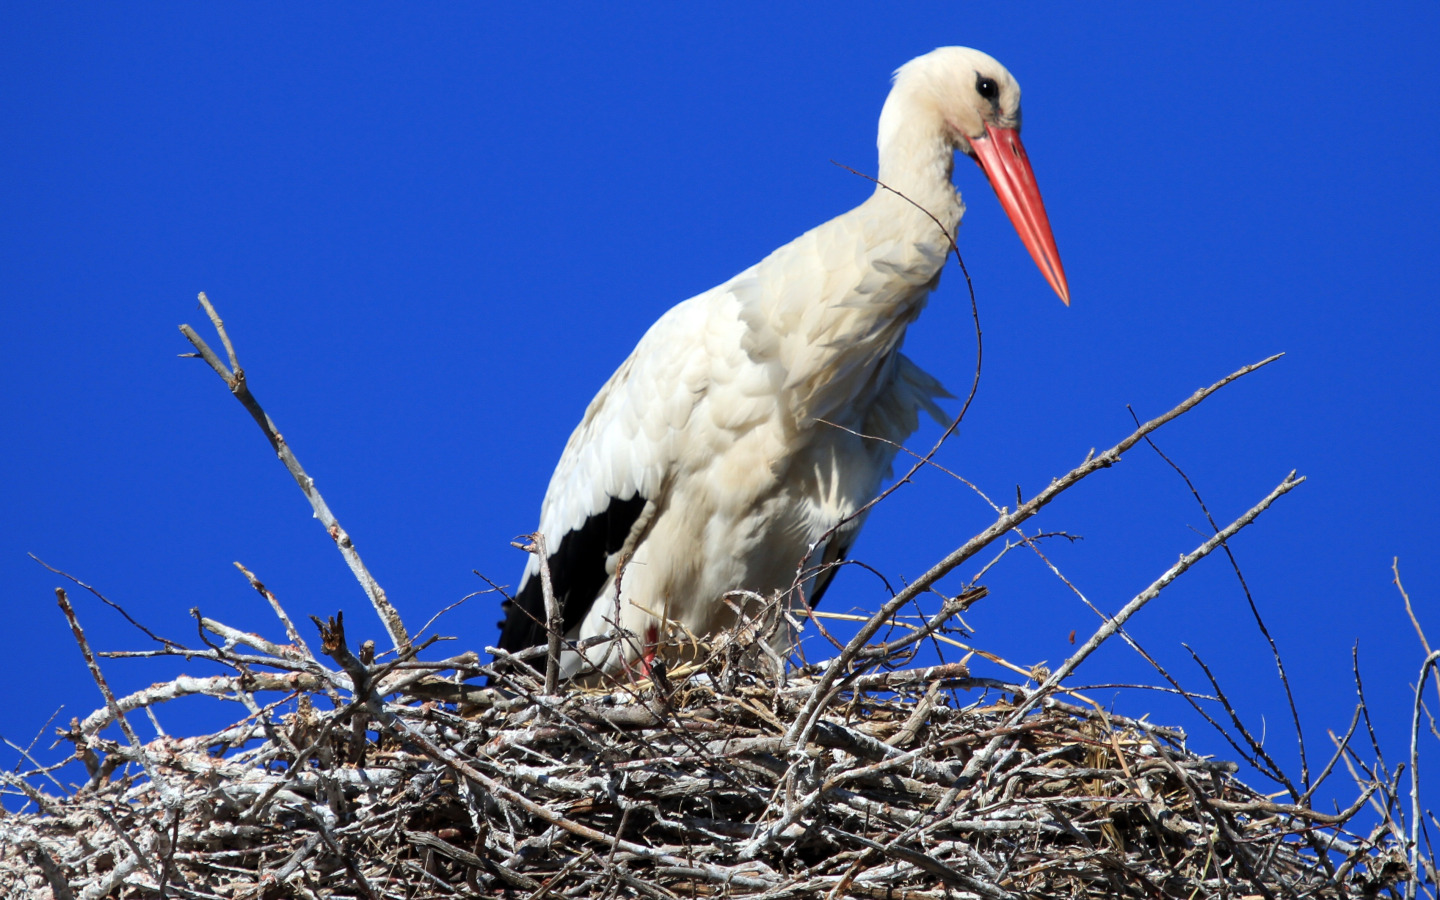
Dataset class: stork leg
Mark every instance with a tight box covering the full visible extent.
[640,623,660,675]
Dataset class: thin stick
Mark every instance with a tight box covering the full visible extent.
[234,561,314,659]
[1410,649,1440,899]
[56,589,180,814]
[179,292,411,653]
[793,163,984,602]
[524,533,562,695]
[1131,409,1309,788]
[31,554,176,647]
[1012,471,1303,722]
[827,162,984,527]
[896,354,1282,614]
[1397,558,1440,718]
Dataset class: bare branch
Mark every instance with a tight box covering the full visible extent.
[1411,649,1440,896]
[1131,410,1310,787]
[55,588,180,815]
[234,561,314,659]
[515,533,562,695]
[179,291,411,653]
[1014,470,1303,721]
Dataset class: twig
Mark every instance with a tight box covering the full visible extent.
[1131,411,1309,788]
[1410,649,1440,899]
[793,164,983,608]
[899,355,1281,613]
[31,555,176,647]
[1301,701,1364,806]
[55,588,179,808]
[1398,558,1440,724]
[1012,471,1303,722]
[1184,645,1292,787]
[234,561,314,659]
[827,162,983,520]
[179,291,411,654]
[516,533,562,695]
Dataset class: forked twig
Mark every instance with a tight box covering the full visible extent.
[179,292,411,653]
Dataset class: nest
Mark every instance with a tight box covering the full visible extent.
[1,299,1424,897]
[0,598,1412,899]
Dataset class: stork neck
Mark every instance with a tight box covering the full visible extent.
[874,92,961,220]
[866,120,963,279]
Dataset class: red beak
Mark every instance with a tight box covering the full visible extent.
[968,123,1070,305]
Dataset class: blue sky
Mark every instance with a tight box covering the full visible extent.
[3,4,1437,817]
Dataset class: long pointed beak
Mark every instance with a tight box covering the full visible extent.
[968,123,1070,305]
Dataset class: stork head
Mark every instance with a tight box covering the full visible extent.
[882,47,1070,305]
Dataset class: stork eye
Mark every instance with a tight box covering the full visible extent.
[976,76,999,101]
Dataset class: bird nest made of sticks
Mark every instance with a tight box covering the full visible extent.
[0,597,1411,900]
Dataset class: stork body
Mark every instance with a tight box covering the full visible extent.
[497,47,1068,678]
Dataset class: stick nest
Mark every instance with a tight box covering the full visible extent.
[0,608,1407,899]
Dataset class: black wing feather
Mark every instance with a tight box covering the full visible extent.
[496,493,648,652]
[807,539,852,609]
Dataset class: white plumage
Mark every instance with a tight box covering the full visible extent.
[498,47,1068,678]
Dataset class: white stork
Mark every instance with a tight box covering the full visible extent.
[497,47,1068,677]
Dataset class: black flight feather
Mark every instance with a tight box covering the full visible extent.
[496,493,648,653]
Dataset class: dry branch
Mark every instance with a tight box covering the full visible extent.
[179,292,411,654]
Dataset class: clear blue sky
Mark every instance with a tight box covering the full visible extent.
[3,4,1437,817]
